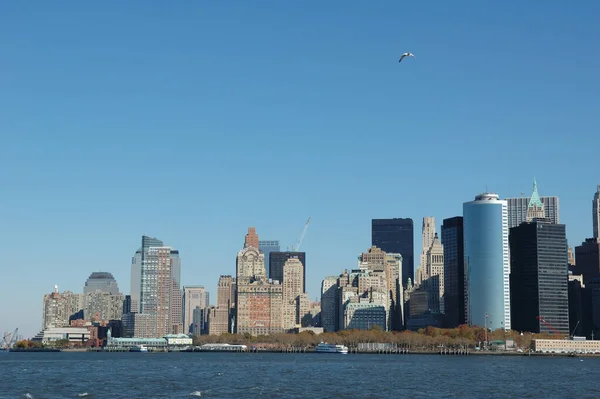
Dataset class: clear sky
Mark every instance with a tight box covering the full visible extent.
[1,1,598,338]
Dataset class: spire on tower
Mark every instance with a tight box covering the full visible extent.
[528,177,543,208]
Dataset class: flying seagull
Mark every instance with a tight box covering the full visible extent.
[399,52,415,62]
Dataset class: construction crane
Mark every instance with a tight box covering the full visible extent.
[1,328,19,350]
[536,316,561,336]
[290,217,311,252]
[570,320,580,339]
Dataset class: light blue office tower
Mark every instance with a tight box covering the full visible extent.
[463,193,511,331]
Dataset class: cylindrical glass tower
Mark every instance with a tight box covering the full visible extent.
[463,193,511,331]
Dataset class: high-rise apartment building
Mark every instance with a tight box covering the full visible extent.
[321,276,338,332]
[509,220,569,334]
[81,272,124,322]
[183,286,209,334]
[593,185,600,239]
[140,246,182,336]
[217,275,235,309]
[505,179,559,228]
[124,235,182,338]
[259,240,280,278]
[463,193,511,330]
[372,218,414,287]
[130,235,164,313]
[282,257,304,330]
[441,216,465,328]
[42,285,84,329]
[269,252,306,292]
[333,246,403,331]
[236,281,284,335]
[208,275,235,335]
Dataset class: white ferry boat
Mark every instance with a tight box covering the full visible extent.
[315,343,348,354]
[130,345,149,352]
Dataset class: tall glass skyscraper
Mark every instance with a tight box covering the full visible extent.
[259,240,280,279]
[372,218,414,287]
[441,217,464,328]
[509,220,569,334]
[463,193,511,331]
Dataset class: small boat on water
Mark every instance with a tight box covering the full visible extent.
[315,342,348,354]
[130,345,149,352]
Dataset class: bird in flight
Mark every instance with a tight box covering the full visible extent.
[399,52,415,62]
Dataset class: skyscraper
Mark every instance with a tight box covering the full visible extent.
[183,286,209,334]
[505,179,559,228]
[426,234,444,314]
[140,246,182,336]
[575,238,600,282]
[259,240,280,278]
[130,235,164,313]
[441,216,465,328]
[83,272,120,295]
[509,220,569,335]
[42,285,84,329]
[208,275,235,335]
[372,218,414,287]
[420,217,436,270]
[320,276,338,332]
[125,236,182,337]
[358,246,404,330]
[269,252,306,292]
[235,228,284,335]
[282,257,304,330]
[245,227,259,249]
[593,185,600,239]
[463,193,511,331]
[82,272,124,322]
[236,246,266,282]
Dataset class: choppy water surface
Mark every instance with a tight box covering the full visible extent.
[1,352,598,399]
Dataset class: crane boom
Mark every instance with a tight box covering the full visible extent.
[536,316,561,335]
[292,217,311,252]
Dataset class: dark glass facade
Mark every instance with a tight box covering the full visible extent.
[371,218,414,287]
[574,238,600,282]
[510,221,569,334]
[269,252,306,292]
[259,240,280,279]
[568,278,594,338]
[441,217,465,328]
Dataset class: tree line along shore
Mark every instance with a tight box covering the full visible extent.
[13,325,564,351]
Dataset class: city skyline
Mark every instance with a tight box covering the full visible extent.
[7,183,600,337]
[1,2,598,338]
[22,181,597,340]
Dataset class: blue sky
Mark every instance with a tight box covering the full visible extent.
[1,1,598,337]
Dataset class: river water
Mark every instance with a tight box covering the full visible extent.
[0,352,598,398]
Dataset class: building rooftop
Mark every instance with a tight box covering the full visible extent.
[528,178,544,208]
[88,272,116,280]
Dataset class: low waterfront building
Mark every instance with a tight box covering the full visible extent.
[533,338,600,354]
[104,330,192,351]
[31,327,91,344]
